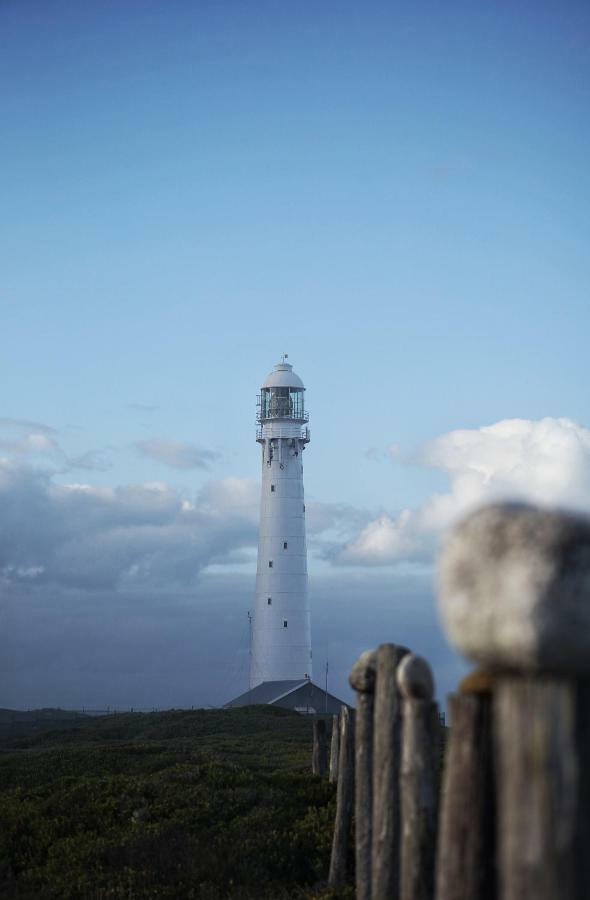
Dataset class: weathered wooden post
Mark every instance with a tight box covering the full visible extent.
[350,649,377,900]
[397,653,438,900]
[329,713,340,784]
[438,501,590,900]
[329,704,355,887]
[371,642,409,900]
[434,672,496,900]
[312,718,328,776]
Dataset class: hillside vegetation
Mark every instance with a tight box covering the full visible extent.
[0,707,348,899]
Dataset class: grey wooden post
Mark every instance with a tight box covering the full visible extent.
[495,677,579,900]
[438,502,590,900]
[329,704,355,887]
[397,653,438,900]
[575,679,590,900]
[371,642,409,900]
[329,713,340,784]
[350,649,377,900]
[435,672,496,900]
[312,718,328,776]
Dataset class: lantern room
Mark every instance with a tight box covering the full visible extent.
[257,360,309,423]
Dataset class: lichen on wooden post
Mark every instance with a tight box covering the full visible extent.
[397,653,438,900]
[329,704,355,887]
[371,642,409,900]
[350,649,377,900]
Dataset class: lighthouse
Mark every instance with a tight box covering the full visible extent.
[250,357,311,687]
[225,358,347,715]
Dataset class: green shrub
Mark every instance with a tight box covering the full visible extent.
[0,708,342,898]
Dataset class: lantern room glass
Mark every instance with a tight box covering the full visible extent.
[260,387,305,420]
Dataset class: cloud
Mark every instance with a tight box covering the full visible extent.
[364,444,401,462]
[0,418,112,473]
[134,439,220,470]
[67,450,112,471]
[338,417,590,566]
[306,499,369,536]
[337,510,424,566]
[4,415,588,581]
[127,403,159,413]
[0,418,63,466]
[0,417,57,434]
[5,463,438,710]
[0,461,258,592]
[1,413,584,709]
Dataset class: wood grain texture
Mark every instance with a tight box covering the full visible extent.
[398,655,438,900]
[575,680,590,900]
[371,643,408,900]
[494,677,578,900]
[435,692,495,900]
[329,705,355,887]
[329,713,340,784]
[350,649,377,900]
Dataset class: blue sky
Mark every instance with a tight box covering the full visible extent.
[1,1,589,707]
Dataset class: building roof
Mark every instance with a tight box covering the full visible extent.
[224,680,307,708]
[261,362,305,390]
[224,680,352,715]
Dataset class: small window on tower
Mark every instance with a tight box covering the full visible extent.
[283,541,288,549]
[271,484,276,492]
[268,560,273,568]
[267,597,272,605]
[283,620,288,628]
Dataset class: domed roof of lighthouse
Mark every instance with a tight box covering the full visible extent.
[261,360,305,390]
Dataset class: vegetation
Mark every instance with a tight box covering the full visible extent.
[0,707,350,899]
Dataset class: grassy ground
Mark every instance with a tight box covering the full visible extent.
[0,707,351,899]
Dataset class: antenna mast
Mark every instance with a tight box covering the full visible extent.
[247,611,253,698]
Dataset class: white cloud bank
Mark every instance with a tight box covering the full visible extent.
[338,417,590,566]
[3,415,588,583]
[3,413,581,707]
[0,464,259,591]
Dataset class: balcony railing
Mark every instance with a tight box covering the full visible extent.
[256,409,309,424]
[256,426,310,442]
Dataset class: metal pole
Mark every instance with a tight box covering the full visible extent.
[247,611,253,703]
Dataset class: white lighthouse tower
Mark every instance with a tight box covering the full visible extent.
[225,358,347,714]
[249,357,311,687]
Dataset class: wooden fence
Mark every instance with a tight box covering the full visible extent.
[317,501,590,900]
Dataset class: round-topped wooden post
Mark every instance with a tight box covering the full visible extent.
[438,502,590,900]
[435,671,496,900]
[371,642,409,900]
[350,649,377,900]
[397,653,438,900]
[328,704,355,888]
